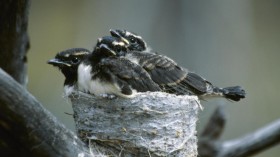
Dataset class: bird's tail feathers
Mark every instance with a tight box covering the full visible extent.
[214,86,246,101]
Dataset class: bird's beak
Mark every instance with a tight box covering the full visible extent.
[47,58,71,67]
[109,29,121,37]
[99,44,116,56]
[109,29,129,45]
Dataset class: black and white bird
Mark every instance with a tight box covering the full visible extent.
[77,44,161,98]
[110,29,149,52]
[97,34,246,101]
[47,48,90,96]
[48,46,161,98]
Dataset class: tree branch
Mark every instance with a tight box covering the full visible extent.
[200,105,226,140]
[0,69,91,157]
[0,0,30,86]
[218,119,280,157]
[198,106,280,157]
[198,105,227,157]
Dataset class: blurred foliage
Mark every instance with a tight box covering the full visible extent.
[27,1,280,156]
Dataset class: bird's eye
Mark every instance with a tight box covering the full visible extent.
[129,37,136,43]
[71,57,79,64]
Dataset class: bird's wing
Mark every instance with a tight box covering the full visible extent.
[132,52,187,86]
[130,52,214,95]
[100,57,161,94]
[182,72,213,94]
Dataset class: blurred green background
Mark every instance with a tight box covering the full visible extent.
[27,0,280,156]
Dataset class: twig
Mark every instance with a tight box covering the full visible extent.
[218,119,280,157]
[198,105,227,157]
[0,69,92,157]
[198,105,280,157]
[200,105,226,140]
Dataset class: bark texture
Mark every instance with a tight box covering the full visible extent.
[0,69,92,157]
[0,0,30,86]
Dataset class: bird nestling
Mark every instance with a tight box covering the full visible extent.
[110,29,149,52]
[77,44,161,98]
[48,29,246,101]
[47,48,90,96]
[48,45,161,98]
[98,31,246,101]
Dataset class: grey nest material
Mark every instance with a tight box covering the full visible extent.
[69,91,200,157]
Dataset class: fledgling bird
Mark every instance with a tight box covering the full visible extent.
[110,29,149,52]
[47,48,90,96]
[97,35,246,101]
[77,44,161,98]
[48,46,161,98]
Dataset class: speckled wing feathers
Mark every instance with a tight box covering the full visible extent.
[131,52,187,85]
[100,57,161,94]
[126,51,215,96]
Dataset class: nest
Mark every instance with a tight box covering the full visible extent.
[70,91,200,157]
